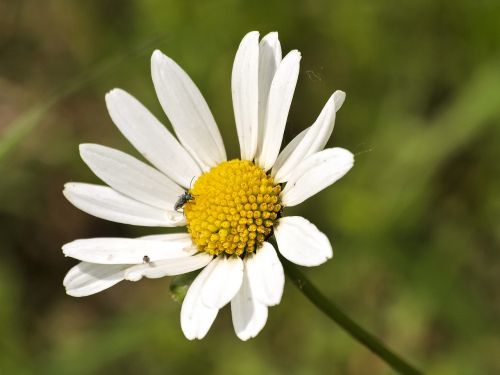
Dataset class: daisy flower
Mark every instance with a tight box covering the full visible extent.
[62,31,354,340]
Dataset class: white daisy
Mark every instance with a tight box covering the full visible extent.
[62,31,354,340]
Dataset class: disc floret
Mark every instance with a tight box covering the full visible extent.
[184,160,282,256]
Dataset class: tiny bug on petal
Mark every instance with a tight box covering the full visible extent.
[174,192,194,212]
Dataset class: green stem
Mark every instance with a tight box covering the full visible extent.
[282,260,423,375]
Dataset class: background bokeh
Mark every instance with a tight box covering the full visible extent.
[1,1,499,374]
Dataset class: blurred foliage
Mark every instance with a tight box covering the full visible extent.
[1,0,499,374]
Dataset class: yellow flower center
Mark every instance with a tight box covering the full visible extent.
[183,159,282,256]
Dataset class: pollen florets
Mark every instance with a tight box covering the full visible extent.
[184,160,282,256]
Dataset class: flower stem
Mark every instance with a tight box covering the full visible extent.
[282,260,423,375]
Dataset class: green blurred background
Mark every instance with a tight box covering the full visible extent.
[1,0,499,374]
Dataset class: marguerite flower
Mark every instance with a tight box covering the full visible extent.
[62,31,354,340]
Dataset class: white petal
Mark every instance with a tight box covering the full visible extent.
[333,89,346,110]
[231,268,268,341]
[151,50,226,170]
[63,183,185,227]
[258,32,282,153]
[274,216,333,266]
[62,236,196,264]
[124,253,213,281]
[63,262,127,297]
[281,148,354,207]
[181,259,220,340]
[80,144,183,210]
[105,89,201,188]
[256,50,301,171]
[232,31,260,160]
[272,91,346,183]
[201,256,244,309]
[246,242,284,306]
[138,233,192,241]
[269,127,308,178]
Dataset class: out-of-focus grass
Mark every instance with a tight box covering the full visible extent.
[0,0,499,374]
[0,33,169,163]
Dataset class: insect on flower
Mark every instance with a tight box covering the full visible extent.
[62,30,354,341]
[174,191,194,212]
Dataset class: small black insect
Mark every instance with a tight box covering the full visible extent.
[174,191,194,212]
[143,255,151,263]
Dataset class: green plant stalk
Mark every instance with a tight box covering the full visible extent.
[282,260,423,375]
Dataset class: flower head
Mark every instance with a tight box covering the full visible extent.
[62,31,354,340]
